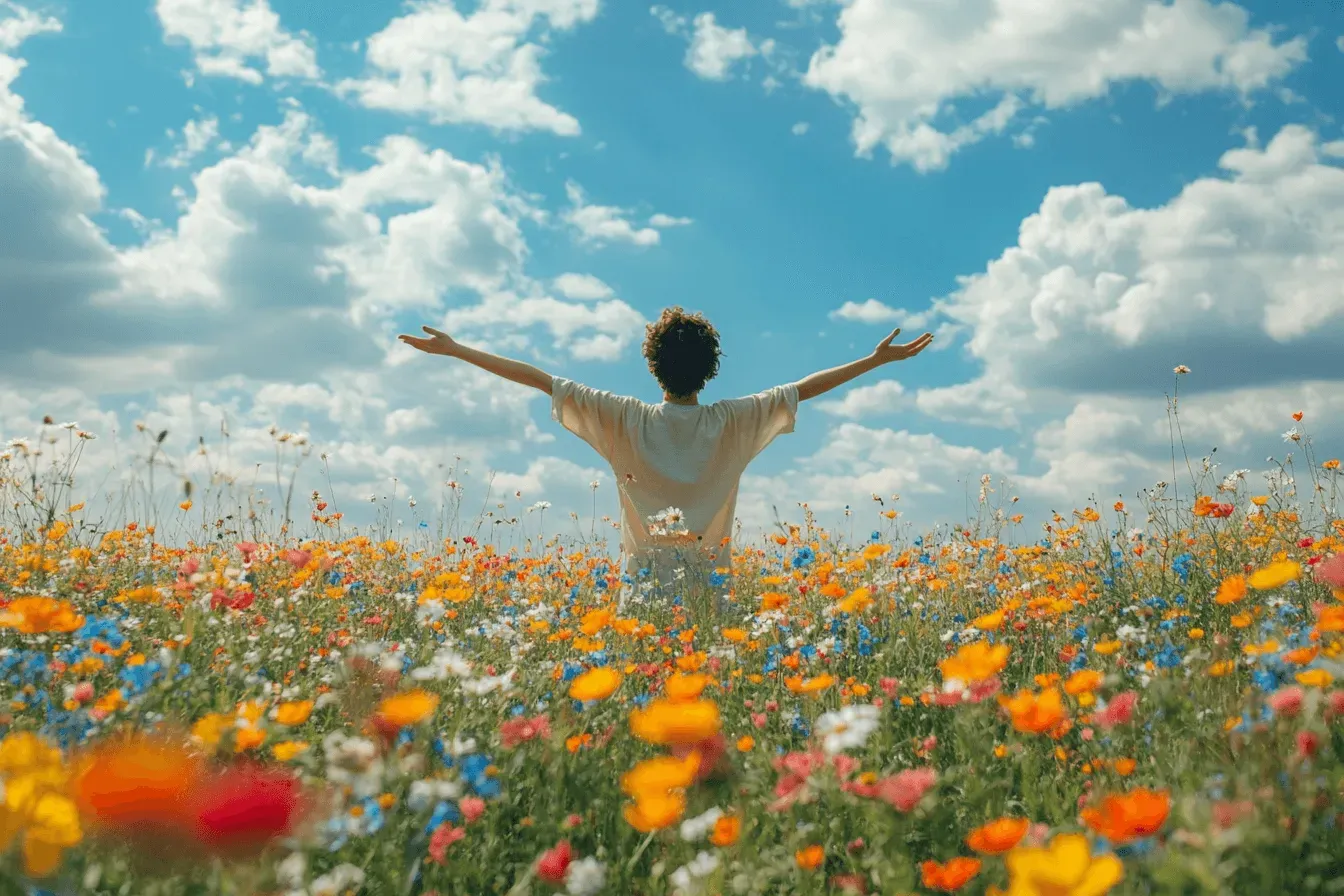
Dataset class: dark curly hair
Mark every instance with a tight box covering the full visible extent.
[642,306,721,400]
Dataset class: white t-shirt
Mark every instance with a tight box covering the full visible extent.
[550,378,799,585]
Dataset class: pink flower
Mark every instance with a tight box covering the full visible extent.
[1026,823,1051,846]
[427,824,465,865]
[920,735,938,753]
[563,814,583,829]
[878,677,899,696]
[1212,800,1254,830]
[1296,730,1322,760]
[967,676,1002,703]
[1094,691,1138,728]
[1326,691,1344,718]
[236,542,258,559]
[178,557,200,577]
[1080,727,1094,742]
[1269,686,1305,719]
[752,713,767,729]
[873,767,936,813]
[765,700,779,712]
[459,796,486,824]
[1314,553,1344,589]
[73,681,94,703]
[499,714,551,749]
[281,549,312,568]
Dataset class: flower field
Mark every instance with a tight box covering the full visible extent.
[2,431,1344,894]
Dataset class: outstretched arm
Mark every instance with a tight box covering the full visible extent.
[794,327,934,402]
[398,326,554,395]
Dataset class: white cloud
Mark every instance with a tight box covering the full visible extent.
[384,406,433,436]
[553,272,614,300]
[338,0,598,135]
[791,121,809,136]
[648,213,693,228]
[491,455,607,499]
[830,298,934,328]
[1337,35,1344,53]
[817,379,906,419]
[155,0,320,85]
[650,6,764,81]
[161,114,220,168]
[803,0,1307,170]
[563,181,661,247]
[0,2,59,51]
[915,376,1029,429]
[441,288,647,362]
[932,125,1344,403]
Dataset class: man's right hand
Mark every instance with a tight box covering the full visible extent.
[873,327,934,364]
[398,326,459,356]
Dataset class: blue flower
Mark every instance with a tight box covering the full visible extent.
[792,546,815,568]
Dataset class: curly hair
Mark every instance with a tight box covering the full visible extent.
[642,306,722,400]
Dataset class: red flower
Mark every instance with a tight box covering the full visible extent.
[536,840,572,885]
[228,591,256,611]
[428,824,465,864]
[191,764,306,857]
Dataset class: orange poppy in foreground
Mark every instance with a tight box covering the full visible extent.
[1080,787,1170,845]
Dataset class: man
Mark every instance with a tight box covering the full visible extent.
[399,307,933,593]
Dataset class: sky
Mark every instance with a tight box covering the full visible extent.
[1,0,1342,556]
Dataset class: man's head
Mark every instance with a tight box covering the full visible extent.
[642,306,721,400]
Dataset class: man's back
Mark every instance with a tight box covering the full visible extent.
[550,378,799,581]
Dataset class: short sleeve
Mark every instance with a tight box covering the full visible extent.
[551,378,637,460]
[722,383,799,461]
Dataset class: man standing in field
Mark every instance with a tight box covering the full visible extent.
[400,307,933,597]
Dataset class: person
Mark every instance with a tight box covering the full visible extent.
[399,307,933,601]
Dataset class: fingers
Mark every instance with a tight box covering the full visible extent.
[423,325,446,337]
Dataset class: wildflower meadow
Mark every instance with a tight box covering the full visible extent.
[1,397,1343,896]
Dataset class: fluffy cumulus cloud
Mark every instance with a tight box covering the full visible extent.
[803,0,1308,170]
[337,0,600,134]
[155,0,321,84]
[737,423,1018,531]
[650,6,772,81]
[0,11,647,535]
[816,379,907,419]
[929,125,1344,405]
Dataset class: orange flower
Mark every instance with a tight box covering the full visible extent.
[73,735,206,845]
[568,667,622,702]
[966,817,1029,854]
[709,814,741,847]
[0,596,83,634]
[785,674,836,695]
[999,687,1067,735]
[375,689,439,729]
[273,700,314,727]
[1063,669,1102,696]
[1214,575,1247,605]
[795,844,824,870]
[1080,788,1170,845]
[629,699,721,746]
[664,673,710,702]
[921,857,982,891]
[940,642,1010,684]
[622,791,686,832]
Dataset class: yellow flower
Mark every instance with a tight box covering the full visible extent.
[375,689,439,729]
[1248,561,1301,590]
[974,610,1006,632]
[1296,669,1333,688]
[0,733,82,878]
[191,713,233,749]
[569,667,623,702]
[271,741,309,761]
[989,833,1123,896]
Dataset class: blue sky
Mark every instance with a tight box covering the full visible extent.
[2,0,1342,552]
